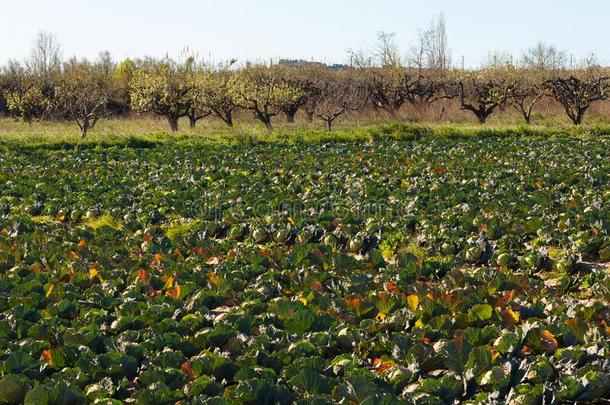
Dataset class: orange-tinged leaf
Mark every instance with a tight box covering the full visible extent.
[260,249,273,260]
[385,282,398,294]
[311,248,323,259]
[69,251,79,259]
[521,345,534,356]
[346,297,363,312]
[77,239,87,248]
[41,349,53,366]
[152,253,164,264]
[495,289,517,308]
[166,284,181,299]
[208,271,221,286]
[454,335,465,348]
[298,296,309,306]
[499,307,520,326]
[310,280,323,292]
[163,275,175,289]
[440,293,461,308]
[601,320,610,336]
[137,269,151,284]
[191,246,208,255]
[540,330,558,354]
[373,357,395,374]
[181,360,194,380]
[489,347,500,361]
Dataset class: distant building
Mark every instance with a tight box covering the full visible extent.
[277,59,352,71]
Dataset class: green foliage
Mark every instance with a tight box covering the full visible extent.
[0,130,609,403]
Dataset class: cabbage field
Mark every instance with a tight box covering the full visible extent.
[1,132,610,404]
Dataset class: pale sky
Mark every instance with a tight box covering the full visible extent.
[1,0,609,67]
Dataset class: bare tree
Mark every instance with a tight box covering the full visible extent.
[409,13,451,71]
[521,42,567,71]
[313,72,367,130]
[367,67,417,116]
[457,68,516,124]
[426,13,451,71]
[511,71,547,124]
[486,50,514,68]
[406,73,456,110]
[348,48,375,69]
[580,52,601,70]
[408,29,427,72]
[302,72,324,122]
[9,31,63,118]
[375,31,402,68]
[545,74,609,125]
[97,51,116,75]
[25,31,62,78]
[55,59,115,137]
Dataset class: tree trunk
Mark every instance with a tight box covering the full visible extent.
[326,119,333,131]
[255,111,273,131]
[263,118,273,131]
[521,109,532,125]
[461,103,492,125]
[387,106,399,119]
[476,111,488,124]
[305,110,314,123]
[80,118,90,138]
[168,116,179,132]
[189,115,197,128]
[223,112,234,127]
[285,110,296,123]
